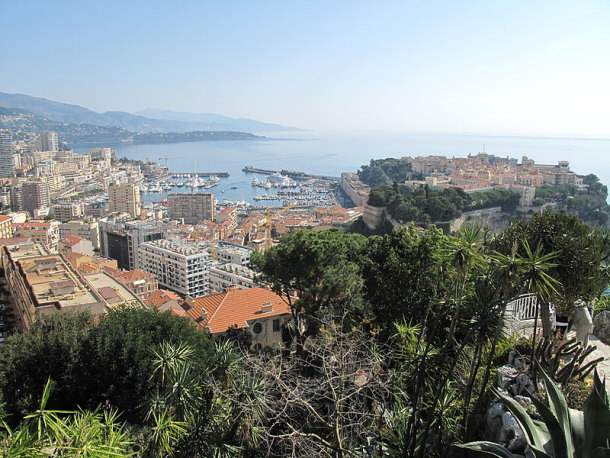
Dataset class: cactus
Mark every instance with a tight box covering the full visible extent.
[455,367,610,457]
[535,337,604,386]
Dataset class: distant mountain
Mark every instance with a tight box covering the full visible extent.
[0,92,300,133]
[135,109,301,132]
[0,106,262,144]
[0,92,110,125]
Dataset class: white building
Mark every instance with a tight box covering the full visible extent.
[212,242,253,266]
[209,262,256,293]
[138,239,212,297]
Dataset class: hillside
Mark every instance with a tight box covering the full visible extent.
[0,107,262,144]
[0,92,298,133]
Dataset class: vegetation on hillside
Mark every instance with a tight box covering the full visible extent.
[0,212,608,456]
[367,183,519,224]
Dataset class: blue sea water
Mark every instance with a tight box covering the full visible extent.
[73,131,610,205]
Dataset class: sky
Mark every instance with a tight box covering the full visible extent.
[1,1,609,136]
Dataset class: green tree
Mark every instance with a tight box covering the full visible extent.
[493,211,608,317]
[361,225,447,340]
[0,311,93,419]
[83,306,215,423]
[252,229,368,353]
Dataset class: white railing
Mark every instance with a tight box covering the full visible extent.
[505,293,556,333]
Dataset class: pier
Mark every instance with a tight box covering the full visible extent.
[243,165,339,182]
[170,172,229,178]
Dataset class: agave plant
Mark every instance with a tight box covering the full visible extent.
[455,366,610,457]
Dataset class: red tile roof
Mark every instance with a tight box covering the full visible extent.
[61,234,83,247]
[0,215,12,224]
[186,287,291,334]
[146,289,181,309]
[110,269,154,283]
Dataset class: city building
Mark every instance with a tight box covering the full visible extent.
[145,289,184,313]
[59,221,100,250]
[0,241,106,329]
[108,182,141,217]
[138,239,212,297]
[52,202,84,223]
[39,131,58,152]
[215,206,237,235]
[105,268,158,301]
[82,270,145,308]
[58,234,94,256]
[13,221,60,250]
[64,252,118,274]
[0,215,13,238]
[209,263,256,293]
[99,219,165,270]
[89,147,115,168]
[167,192,215,224]
[210,241,253,266]
[340,173,370,207]
[510,185,536,207]
[0,132,15,177]
[182,287,292,348]
[21,181,50,216]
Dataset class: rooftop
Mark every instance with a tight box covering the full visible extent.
[186,287,291,334]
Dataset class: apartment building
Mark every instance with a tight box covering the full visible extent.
[13,221,60,250]
[0,215,13,238]
[21,181,50,216]
[209,263,256,293]
[167,193,215,224]
[52,202,84,223]
[59,221,100,250]
[0,132,15,177]
[0,241,106,329]
[108,182,141,217]
[211,241,253,266]
[99,219,164,270]
[106,268,158,301]
[340,173,370,207]
[138,239,212,297]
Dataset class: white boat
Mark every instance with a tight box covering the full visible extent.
[268,172,287,183]
[187,175,205,188]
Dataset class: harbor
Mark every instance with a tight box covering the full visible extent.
[140,166,340,210]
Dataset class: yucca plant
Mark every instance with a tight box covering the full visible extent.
[455,366,610,457]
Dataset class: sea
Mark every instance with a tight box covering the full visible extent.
[72,131,610,205]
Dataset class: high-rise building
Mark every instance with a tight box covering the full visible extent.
[108,182,141,217]
[52,202,84,223]
[39,131,58,152]
[0,132,15,177]
[99,219,164,270]
[167,192,215,224]
[21,181,50,216]
[138,239,212,297]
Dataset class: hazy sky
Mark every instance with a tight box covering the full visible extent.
[1,1,609,136]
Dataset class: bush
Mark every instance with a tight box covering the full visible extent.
[562,378,592,410]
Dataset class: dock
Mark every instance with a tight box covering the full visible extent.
[170,172,229,178]
[243,165,339,182]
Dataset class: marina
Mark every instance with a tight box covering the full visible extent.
[140,166,340,210]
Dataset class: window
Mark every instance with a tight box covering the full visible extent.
[273,319,280,332]
[252,322,263,334]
